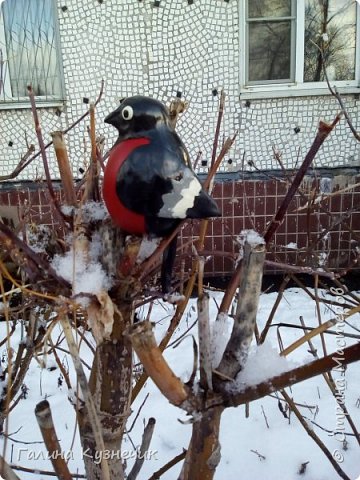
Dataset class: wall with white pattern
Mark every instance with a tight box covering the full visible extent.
[0,0,359,181]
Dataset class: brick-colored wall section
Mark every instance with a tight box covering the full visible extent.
[1,172,359,277]
[180,171,360,276]
[0,183,62,229]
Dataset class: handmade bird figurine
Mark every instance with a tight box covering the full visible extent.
[103,95,221,293]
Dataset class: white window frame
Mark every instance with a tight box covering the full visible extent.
[0,0,65,110]
[239,0,360,99]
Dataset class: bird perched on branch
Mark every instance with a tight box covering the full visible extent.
[103,95,221,293]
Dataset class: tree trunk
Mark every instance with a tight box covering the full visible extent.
[179,406,223,480]
[78,304,133,480]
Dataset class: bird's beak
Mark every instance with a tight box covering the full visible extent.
[186,190,221,219]
[104,109,118,126]
[105,97,126,126]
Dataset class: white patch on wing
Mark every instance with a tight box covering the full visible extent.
[158,170,202,219]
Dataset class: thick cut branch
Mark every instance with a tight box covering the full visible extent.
[198,293,213,391]
[126,321,188,406]
[83,103,101,202]
[51,131,77,206]
[34,400,73,480]
[80,303,133,480]
[217,239,265,379]
[75,230,141,479]
[0,455,21,480]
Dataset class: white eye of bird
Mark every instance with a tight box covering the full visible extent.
[121,106,134,121]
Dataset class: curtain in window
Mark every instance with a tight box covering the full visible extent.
[2,0,62,99]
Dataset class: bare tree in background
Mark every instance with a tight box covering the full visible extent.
[304,0,356,82]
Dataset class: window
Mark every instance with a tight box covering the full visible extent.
[0,0,64,106]
[240,0,360,98]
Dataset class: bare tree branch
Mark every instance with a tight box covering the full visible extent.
[219,342,360,408]
[264,115,342,244]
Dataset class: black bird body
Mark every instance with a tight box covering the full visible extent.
[103,95,221,292]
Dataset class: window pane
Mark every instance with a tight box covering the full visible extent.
[2,0,62,99]
[304,0,356,82]
[248,21,292,82]
[249,0,291,19]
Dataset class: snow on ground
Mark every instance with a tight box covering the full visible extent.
[1,287,360,479]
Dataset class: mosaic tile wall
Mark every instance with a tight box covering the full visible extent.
[0,0,359,181]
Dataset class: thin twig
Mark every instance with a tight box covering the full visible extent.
[259,275,290,344]
[0,145,35,181]
[127,418,156,480]
[147,450,187,480]
[268,321,360,340]
[8,463,86,478]
[281,391,351,480]
[217,239,265,379]
[27,85,67,227]
[6,81,105,180]
[298,317,360,446]
[127,393,150,434]
[264,260,335,279]
[312,40,360,142]
[210,90,226,168]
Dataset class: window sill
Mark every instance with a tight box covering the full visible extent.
[0,99,65,111]
[239,85,360,100]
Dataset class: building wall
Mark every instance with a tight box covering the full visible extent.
[0,0,359,180]
[1,169,359,277]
